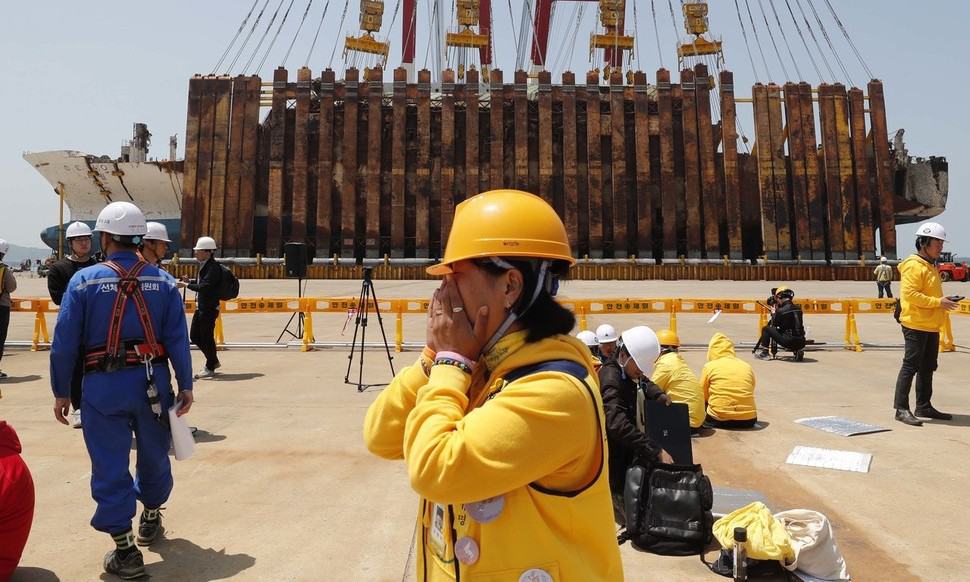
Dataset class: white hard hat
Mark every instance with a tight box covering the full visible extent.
[619,326,661,372]
[880,256,888,262]
[576,330,598,347]
[144,222,172,242]
[595,324,618,344]
[95,201,147,237]
[0,238,8,255]
[193,236,218,251]
[65,221,93,239]
[916,222,947,242]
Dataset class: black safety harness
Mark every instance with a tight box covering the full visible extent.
[82,260,167,422]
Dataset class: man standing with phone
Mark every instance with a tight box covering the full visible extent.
[893,222,960,426]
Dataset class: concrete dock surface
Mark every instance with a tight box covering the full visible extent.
[2,277,969,581]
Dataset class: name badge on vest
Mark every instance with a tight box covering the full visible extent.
[428,503,449,560]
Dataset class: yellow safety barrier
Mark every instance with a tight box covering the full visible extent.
[9,295,967,352]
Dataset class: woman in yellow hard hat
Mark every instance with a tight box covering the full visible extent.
[364,190,623,581]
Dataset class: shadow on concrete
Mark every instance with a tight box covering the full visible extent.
[924,413,970,428]
[108,538,255,581]
[691,427,717,438]
[205,373,265,382]
[189,429,227,444]
[11,567,61,581]
[1,374,43,384]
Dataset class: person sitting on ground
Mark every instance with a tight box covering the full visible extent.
[650,329,706,432]
[576,330,602,370]
[0,420,36,580]
[754,286,806,361]
[599,325,672,524]
[596,323,618,361]
[702,332,758,429]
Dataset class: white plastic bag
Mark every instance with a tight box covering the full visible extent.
[168,404,195,461]
[774,509,850,581]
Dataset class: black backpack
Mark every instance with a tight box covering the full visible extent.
[217,264,240,300]
[622,461,714,556]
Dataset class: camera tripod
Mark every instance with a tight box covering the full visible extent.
[345,267,396,392]
[276,278,308,343]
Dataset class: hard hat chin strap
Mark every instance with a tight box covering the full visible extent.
[479,260,550,357]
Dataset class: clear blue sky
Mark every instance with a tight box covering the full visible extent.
[0,0,965,255]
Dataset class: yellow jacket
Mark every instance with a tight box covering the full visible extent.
[899,254,945,332]
[651,352,705,428]
[363,331,623,581]
[701,333,757,421]
[713,502,795,563]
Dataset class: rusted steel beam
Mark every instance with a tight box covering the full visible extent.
[195,77,217,246]
[752,83,778,259]
[416,69,432,257]
[671,82,687,258]
[441,69,456,249]
[341,68,359,257]
[390,68,408,257]
[719,70,742,260]
[818,83,845,260]
[680,68,702,258]
[466,68,481,202]
[868,80,896,259]
[552,83,565,216]
[266,67,288,257]
[848,87,875,258]
[585,70,603,257]
[633,71,652,258]
[657,69,677,259]
[783,83,809,260]
[767,84,791,260]
[291,67,311,244]
[366,68,383,258]
[404,79,418,256]
[575,77,590,256]
[180,77,203,252]
[694,64,719,258]
[799,82,824,261]
[223,76,247,256]
[739,154,763,258]
[514,70,529,190]
[538,70,554,205]
[609,71,626,257]
[833,84,858,258]
[238,76,261,256]
[562,73,579,248]
[316,70,335,257]
[489,69,504,189]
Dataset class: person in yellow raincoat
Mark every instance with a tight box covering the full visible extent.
[701,332,758,429]
[650,329,705,431]
[363,190,623,581]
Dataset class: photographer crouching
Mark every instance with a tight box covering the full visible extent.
[754,286,806,361]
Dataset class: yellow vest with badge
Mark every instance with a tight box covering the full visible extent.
[364,331,623,581]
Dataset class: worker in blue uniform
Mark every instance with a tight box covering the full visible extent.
[50,201,194,579]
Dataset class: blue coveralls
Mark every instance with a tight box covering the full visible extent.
[50,251,193,535]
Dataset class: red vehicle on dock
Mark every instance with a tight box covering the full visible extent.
[938,252,969,282]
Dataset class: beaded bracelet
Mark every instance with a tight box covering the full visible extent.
[433,357,474,375]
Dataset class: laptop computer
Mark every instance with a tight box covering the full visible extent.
[644,400,693,465]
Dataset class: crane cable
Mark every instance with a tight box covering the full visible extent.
[755,0,791,79]
[732,0,761,82]
[792,0,835,79]
[281,0,316,66]
[822,0,874,80]
[649,0,665,68]
[506,0,521,68]
[743,0,774,80]
[783,0,823,81]
[213,0,261,73]
[328,0,351,68]
[805,0,852,84]
[551,3,581,75]
[243,0,287,73]
[228,0,272,74]
[303,0,333,67]
[766,0,803,80]
[423,0,439,70]
[256,0,298,72]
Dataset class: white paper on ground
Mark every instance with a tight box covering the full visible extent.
[707,309,722,324]
[795,416,890,437]
[785,446,872,473]
[168,405,195,461]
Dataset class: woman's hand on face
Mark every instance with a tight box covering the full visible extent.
[430,277,490,360]
[426,285,442,352]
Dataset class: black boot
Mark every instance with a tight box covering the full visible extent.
[914,406,953,421]
[895,409,923,427]
[136,508,163,546]
[103,548,145,579]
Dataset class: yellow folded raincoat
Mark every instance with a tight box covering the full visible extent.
[713,502,795,564]
[701,333,757,422]
[651,352,705,429]
[364,331,623,581]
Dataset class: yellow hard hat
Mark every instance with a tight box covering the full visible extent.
[775,286,790,295]
[427,189,575,275]
[656,329,680,347]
